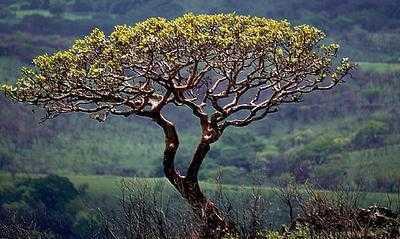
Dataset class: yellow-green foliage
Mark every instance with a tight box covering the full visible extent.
[1,13,351,111]
[110,13,322,49]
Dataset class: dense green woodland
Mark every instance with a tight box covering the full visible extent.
[0,0,399,193]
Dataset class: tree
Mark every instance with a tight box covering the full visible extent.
[1,13,352,238]
[0,175,81,238]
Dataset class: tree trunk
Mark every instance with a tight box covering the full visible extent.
[175,178,231,238]
[154,114,233,238]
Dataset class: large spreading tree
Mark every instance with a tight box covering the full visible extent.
[1,13,352,238]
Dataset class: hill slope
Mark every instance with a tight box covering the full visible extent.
[0,1,399,192]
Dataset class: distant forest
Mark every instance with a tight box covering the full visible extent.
[1,0,399,62]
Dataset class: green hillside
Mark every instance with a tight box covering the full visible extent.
[1,0,399,62]
[0,0,399,193]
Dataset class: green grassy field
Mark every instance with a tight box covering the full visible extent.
[14,9,53,18]
[68,174,279,197]
[358,62,400,74]
[69,174,397,205]
[1,172,396,209]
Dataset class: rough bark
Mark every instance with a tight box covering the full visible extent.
[154,114,233,238]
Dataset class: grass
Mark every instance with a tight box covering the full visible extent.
[14,10,93,21]
[15,9,53,18]
[63,12,93,21]
[0,171,398,230]
[67,174,277,197]
[69,174,128,195]
[358,62,400,74]
[1,172,396,208]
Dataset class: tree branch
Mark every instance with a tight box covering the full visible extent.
[152,113,183,184]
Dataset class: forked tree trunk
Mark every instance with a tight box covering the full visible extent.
[154,114,233,238]
[170,176,231,238]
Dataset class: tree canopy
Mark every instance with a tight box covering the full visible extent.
[1,13,351,131]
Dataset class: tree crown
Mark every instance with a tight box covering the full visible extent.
[1,13,352,131]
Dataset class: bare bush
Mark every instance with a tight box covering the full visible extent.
[277,184,400,239]
[0,207,49,239]
[212,174,273,239]
[100,178,199,239]
[99,178,400,239]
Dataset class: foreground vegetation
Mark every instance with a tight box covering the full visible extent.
[1,173,399,238]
